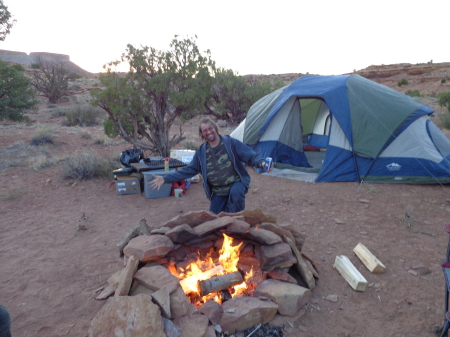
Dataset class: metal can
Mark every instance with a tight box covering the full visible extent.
[264,157,272,171]
[164,157,169,171]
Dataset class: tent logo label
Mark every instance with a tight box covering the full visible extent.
[387,163,401,171]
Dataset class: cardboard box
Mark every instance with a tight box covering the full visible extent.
[170,149,196,161]
[115,174,141,195]
[142,169,175,199]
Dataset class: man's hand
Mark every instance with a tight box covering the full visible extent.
[148,175,165,190]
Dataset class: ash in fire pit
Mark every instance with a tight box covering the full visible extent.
[89,209,318,337]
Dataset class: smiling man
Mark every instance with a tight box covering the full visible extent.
[149,118,271,214]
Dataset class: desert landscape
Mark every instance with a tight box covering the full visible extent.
[1,61,450,337]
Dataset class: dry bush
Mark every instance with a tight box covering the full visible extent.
[61,149,114,180]
[64,104,105,127]
[30,125,56,145]
[0,141,49,171]
[28,154,65,171]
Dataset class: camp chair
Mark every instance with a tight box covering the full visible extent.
[439,224,450,337]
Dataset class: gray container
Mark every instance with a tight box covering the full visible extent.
[142,169,174,199]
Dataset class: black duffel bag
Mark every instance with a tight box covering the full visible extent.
[119,149,143,167]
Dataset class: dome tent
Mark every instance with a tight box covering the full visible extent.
[231,74,450,183]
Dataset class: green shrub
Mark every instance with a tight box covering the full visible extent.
[11,64,25,71]
[406,90,420,97]
[442,78,447,84]
[30,125,56,145]
[68,72,81,81]
[397,78,408,86]
[30,63,40,69]
[438,92,450,113]
[438,112,450,129]
[64,104,104,127]
[61,149,114,180]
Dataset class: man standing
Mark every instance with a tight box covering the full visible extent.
[149,118,271,214]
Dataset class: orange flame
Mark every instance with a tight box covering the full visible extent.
[169,233,251,306]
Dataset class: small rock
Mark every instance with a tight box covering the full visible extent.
[408,270,418,276]
[325,294,339,303]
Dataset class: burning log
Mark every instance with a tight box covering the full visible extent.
[179,265,224,294]
[198,272,244,297]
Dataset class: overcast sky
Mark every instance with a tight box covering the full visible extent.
[1,0,449,76]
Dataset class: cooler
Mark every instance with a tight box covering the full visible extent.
[142,169,175,199]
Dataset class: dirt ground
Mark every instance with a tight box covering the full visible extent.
[2,82,450,337]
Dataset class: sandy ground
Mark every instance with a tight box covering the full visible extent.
[2,92,450,337]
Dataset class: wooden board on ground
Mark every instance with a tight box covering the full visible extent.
[353,243,386,274]
[333,255,368,292]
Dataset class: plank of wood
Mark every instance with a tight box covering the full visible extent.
[353,243,386,274]
[198,272,243,297]
[333,255,367,291]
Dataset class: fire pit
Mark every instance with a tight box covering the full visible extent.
[88,209,318,337]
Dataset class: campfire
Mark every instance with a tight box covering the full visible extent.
[89,209,318,336]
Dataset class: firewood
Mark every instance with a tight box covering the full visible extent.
[353,243,386,274]
[179,265,224,294]
[198,272,243,297]
[333,255,367,291]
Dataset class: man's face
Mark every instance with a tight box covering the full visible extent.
[200,123,218,143]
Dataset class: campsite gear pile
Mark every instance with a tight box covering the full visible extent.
[231,74,450,184]
[113,150,191,198]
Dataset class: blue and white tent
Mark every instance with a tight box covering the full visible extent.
[231,74,450,183]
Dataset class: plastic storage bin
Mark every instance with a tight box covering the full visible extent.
[142,169,175,199]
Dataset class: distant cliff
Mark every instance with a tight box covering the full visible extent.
[0,49,95,78]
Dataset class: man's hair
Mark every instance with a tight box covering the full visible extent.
[198,118,219,141]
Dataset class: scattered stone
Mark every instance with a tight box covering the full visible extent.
[151,287,171,318]
[129,282,155,297]
[133,265,180,294]
[169,286,198,319]
[96,269,123,300]
[223,218,251,235]
[268,269,298,284]
[88,294,165,337]
[334,218,346,224]
[218,297,278,334]
[165,224,198,243]
[218,208,277,226]
[162,317,182,337]
[172,314,209,337]
[151,227,172,235]
[359,199,370,203]
[115,255,139,296]
[325,294,339,303]
[245,227,283,245]
[408,270,418,276]
[255,242,297,272]
[123,235,174,262]
[254,279,311,316]
[162,210,218,229]
[193,216,234,237]
[198,300,224,324]
[117,218,151,256]
[284,236,316,289]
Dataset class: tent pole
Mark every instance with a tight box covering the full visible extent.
[352,152,363,183]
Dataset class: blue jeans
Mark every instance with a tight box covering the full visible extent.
[209,181,247,214]
[0,306,11,337]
